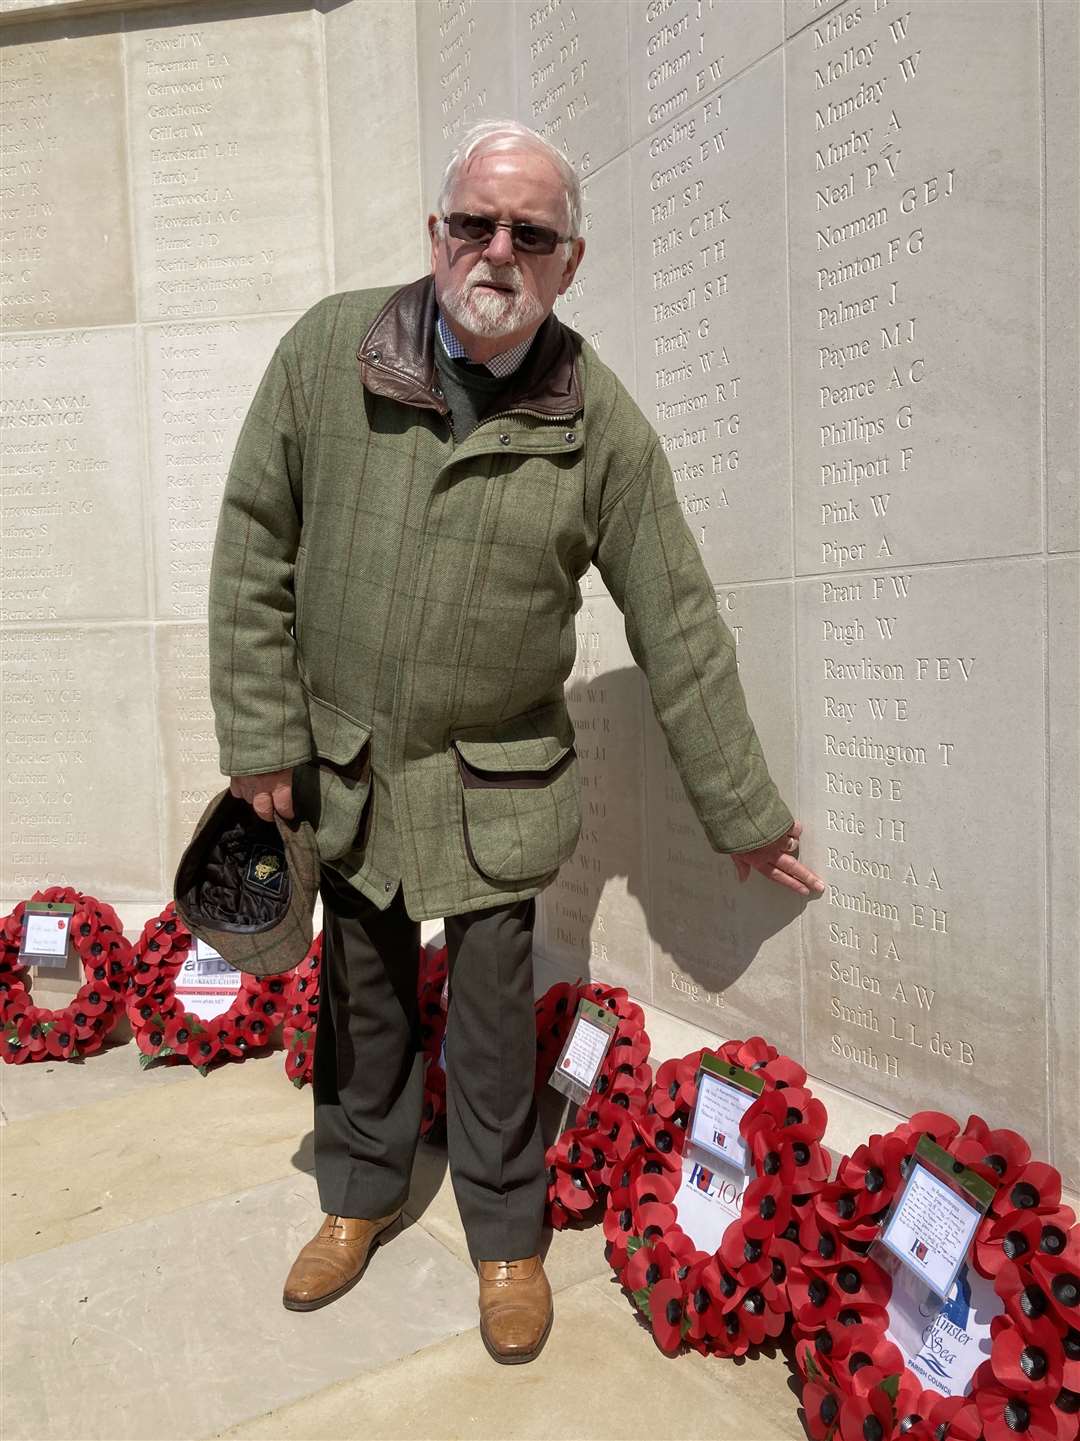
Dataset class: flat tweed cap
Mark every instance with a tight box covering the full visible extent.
[174,789,319,977]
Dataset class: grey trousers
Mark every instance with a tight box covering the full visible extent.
[312,868,546,1263]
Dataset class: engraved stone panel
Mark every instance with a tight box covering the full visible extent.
[784,0,845,40]
[416,0,516,214]
[1045,0,1079,555]
[787,0,1041,572]
[514,0,629,175]
[1,327,148,622]
[0,626,161,902]
[555,150,634,394]
[538,593,650,997]
[798,559,1047,1147]
[1048,556,1079,1190]
[324,0,426,291]
[0,24,133,330]
[143,313,300,621]
[629,0,781,146]
[631,51,792,585]
[125,5,329,321]
[156,621,219,876]
[645,581,802,1053]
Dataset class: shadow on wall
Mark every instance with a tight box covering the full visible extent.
[543,664,806,1022]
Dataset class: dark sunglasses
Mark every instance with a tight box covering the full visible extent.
[442,211,572,256]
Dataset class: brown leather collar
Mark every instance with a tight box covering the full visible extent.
[357,275,582,421]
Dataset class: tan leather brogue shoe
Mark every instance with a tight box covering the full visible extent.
[282,1210,402,1312]
[477,1255,553,1364]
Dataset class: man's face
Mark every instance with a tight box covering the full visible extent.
[428,148,585,351]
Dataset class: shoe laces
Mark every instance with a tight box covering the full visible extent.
[489,1260,526,1285]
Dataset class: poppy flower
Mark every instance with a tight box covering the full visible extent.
[164,1012,197,1052]
[978,1211,1047,1278]
[743,1175,793,1242]
[817,1179,885,1243]
[762,1053,810,1088]
[633,1200,677,1244]
[629,1167,679,1212]
[843,1330,905,1397]
[43,1024,76,1059]
[3,1028,32,1063]
[999,1164,1065,1220]
[790,1264,843,1328]
[603,1187,638,1265]
[609,1030,650,1069]
[648,1277,687,1353]
[803,1380,843,1441]
[190,1030,222,1069]
[975,1376,1067,1441]
[923,1394,983,1441]
[839,1133,909,1203]
[73,986,111,1018]
[626,1236,683,1293]
[997,1260,1057,1332]
[731,1286,788,1351]
[634,1110,685,1160]
[991,1315,1065,1395]
[549,1160,595,1218]
[959,1117,1032,1188]
[799,1211,860,1271]
[837,1384,895,1441]
[608,1062,652,1103]
[15,1012,48,1053]
[902,1111,962,1149]
[650,1057,687,1119]
[1031,1241,1080,1329]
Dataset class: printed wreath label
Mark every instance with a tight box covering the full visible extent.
[793,1109,1080,1441]
[127,904,290,1074]
[603,1035,830,1357]
[538,980,652,1231]
[1,888,133,1062]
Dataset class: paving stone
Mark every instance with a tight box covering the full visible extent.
[0,1174,478,1441]
[218,1272,805,1441]
[0,1036,196,1126]
[1,1049,309,1262]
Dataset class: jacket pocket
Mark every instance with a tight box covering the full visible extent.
[294,691,373,861]
[453,736,582,885]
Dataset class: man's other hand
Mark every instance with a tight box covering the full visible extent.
[729,820,824,898]
[230,769,295,823]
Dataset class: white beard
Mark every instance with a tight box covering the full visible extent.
[440,264,546,339]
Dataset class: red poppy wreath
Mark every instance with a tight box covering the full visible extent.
[0,888,133,1062]
[538,980,652,1229]
[282,939,446,1105]
[282,933,323,1085]
[604,1035,830,1357]
[793,1110,1080,1441]
[127,904,290,1074]
[418,942,449,1137]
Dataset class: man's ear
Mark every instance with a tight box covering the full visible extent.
[427,213,440,273]
[557,237,586,296]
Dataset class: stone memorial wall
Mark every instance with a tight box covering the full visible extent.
[1,0,1076,1188]
[0,0,424,967]
[415,0,1078,1187]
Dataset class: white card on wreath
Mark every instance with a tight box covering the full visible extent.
[20,902,74,967]
[880,1160,985,1299]
[675,1157,749,1255]
[885,1260,1001,1398]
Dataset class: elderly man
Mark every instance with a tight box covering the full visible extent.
[208,118,822,1364]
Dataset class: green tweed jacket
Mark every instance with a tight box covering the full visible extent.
[208,276,793,921]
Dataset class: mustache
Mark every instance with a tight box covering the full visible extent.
[465,265,522,295]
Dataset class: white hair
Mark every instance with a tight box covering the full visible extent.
[436,119,583,239]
